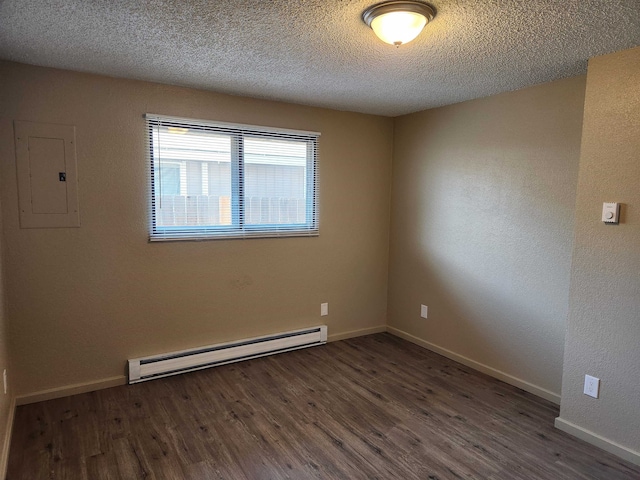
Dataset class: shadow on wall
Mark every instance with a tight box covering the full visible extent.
[389,117,578,395]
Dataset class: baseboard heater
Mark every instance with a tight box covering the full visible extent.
[128,325,327,384]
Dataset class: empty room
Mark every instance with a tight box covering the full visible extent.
[0,0,639,478]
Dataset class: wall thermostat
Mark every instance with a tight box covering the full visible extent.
[602,202,619,224]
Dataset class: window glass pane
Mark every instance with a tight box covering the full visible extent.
[148,115,318,241]
[153,126,232,227]
[157,163,180,195]
[244,137,308,225]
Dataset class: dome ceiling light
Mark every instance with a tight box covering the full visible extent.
[362,1,436,46]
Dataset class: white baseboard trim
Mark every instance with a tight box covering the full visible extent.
[387,326,561,405]
[16,376,126,406]
[328,325,387,343]
[0,395,16,479]
[555,417,640,466]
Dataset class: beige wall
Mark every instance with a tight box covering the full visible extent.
[0,61,393,397]
[557,46,640,461]
[0,184,14,475]
[388,76,586,400]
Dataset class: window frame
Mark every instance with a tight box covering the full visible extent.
[146,114,320,241]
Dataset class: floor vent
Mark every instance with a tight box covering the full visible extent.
[128,325,327,384]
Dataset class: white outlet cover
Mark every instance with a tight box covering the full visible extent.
[420,304,428,319]
[320,303,328,316]
[584,374,600,398]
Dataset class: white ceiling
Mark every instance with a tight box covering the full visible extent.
[1,0,639,116]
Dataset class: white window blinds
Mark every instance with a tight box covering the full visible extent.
[146,114,319,241]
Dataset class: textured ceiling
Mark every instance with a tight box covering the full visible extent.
[0,0,639,116]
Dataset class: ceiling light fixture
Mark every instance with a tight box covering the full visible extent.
[362,1,436,46]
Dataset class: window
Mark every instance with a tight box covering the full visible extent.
[146,114,319,241]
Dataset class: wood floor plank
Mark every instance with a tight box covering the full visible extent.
[7,333,640,479]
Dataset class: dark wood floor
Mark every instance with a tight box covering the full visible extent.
[8,333,640,479]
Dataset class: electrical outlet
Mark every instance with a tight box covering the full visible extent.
[321,303,328,316]
[420,304,428,319]
[2,369,6,395]
[583,374,600,398]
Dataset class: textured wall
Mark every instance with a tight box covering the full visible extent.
[0,178,13,475]
[0,61,393,397]
[558,46,640,457]
[388,76,586,398]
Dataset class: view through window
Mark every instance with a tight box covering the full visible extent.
[147,115,319,240]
